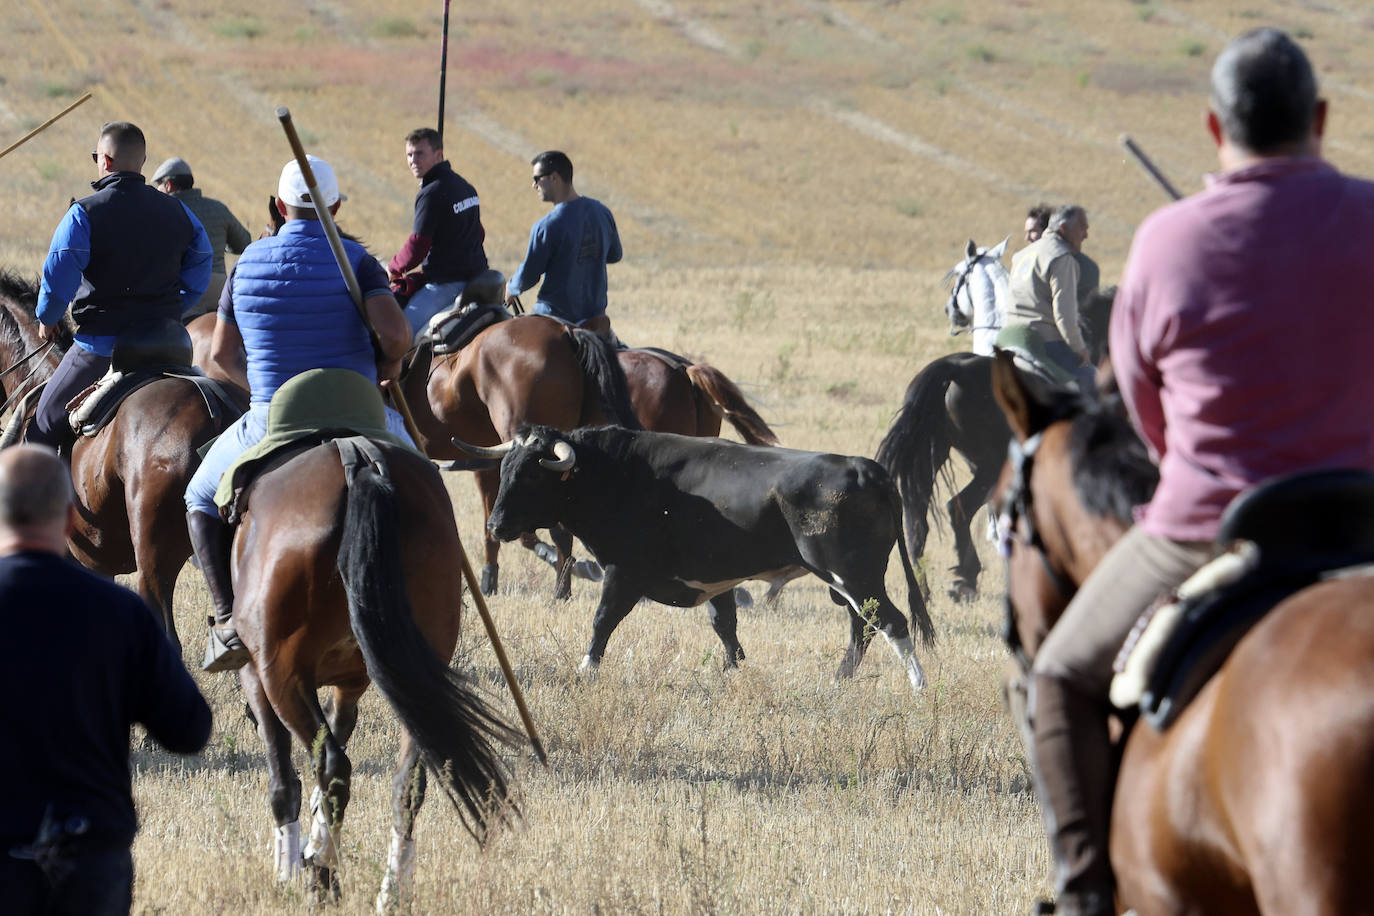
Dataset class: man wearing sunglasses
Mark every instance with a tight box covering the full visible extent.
[506,150,622,341]
[31,122,212,455]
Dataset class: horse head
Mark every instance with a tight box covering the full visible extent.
[989,351,1156,664]
[944,237,1010,338]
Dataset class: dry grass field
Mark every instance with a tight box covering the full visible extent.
[3,1,1373,913]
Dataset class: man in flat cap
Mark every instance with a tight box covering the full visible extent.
[152,156,252,321]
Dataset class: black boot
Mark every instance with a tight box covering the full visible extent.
[188,510,248,673]
[1029,673,1116,916]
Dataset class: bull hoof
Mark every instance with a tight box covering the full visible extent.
[732,586,753,609]
[480,564,499,596]
[577,655,600,679]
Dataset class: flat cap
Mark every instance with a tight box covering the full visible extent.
[151,156,193,183]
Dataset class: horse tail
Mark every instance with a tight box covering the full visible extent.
[874,354,964,562]
[337,454,520,843]
[569,328,643,429]
[888,473,937,646]
[685,363,780,446]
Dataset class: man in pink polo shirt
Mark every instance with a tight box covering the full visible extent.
[1026,28,1374,916]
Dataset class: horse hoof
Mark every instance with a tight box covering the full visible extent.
[533,541,559,566]
[946,582,977,603]
[480,564,498,596]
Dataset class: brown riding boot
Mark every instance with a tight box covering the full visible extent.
[1028,672,1116,916]
[189,510,249,673]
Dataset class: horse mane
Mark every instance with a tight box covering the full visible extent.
[0,267,74,355]
[1066,394,1158,524]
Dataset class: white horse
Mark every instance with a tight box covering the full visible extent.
[943,237,1011,356]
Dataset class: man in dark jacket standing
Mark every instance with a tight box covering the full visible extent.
[388,127,489,337]
[0,444,211,914]
[30,122,211,453]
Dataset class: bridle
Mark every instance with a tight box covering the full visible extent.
[945,250,999,336]
[997,429,1077,673]
[0,340,56,416]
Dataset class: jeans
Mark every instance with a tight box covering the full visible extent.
[184,401,415,517]
[402,280,466,339]
[27,345,109,450]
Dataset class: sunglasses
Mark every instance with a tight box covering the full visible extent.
[531,172,554,185]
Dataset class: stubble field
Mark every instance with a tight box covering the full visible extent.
[3,0,1374,912]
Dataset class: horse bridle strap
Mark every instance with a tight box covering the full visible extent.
[1000,430,1077,605]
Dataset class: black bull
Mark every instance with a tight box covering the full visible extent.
[478,424,936,693]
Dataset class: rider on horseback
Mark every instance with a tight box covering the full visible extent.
[184,155,413,673]
[504,151,622,343]
[1024,29,1374,915]
[999,205,1096,393]
[30,122,212,455]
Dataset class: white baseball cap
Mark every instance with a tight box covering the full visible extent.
[277,155,342,209]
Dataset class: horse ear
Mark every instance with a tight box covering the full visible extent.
[965,239,978,259]
[990,236,1010,258]
[991,349,1050,442]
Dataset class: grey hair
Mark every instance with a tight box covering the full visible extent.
[1210,28,1317,154]
[1048,205,1086,234]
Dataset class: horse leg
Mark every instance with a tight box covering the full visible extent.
[706,591,746,669]
[273,686,351,901]
[549,524,575,601]
[376,731,426,913]
[946,460,1001,602]
[240,665,302,881]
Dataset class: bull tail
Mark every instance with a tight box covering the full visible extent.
[889,475,937,646]
[685,363,779,446]
[570,329,642,429]
[337,451,520,843]
[874,355,964,563]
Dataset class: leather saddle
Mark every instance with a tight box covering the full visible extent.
[420,269,513,354]
[1113,468,1374,729]
[67,319,243,438]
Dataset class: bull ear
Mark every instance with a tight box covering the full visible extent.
[991,349,1054,442]
[965,238,978,259]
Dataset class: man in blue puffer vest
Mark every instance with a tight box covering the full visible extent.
[183,155,413,672]
[31,121,212,454]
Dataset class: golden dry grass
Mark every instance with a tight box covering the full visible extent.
[3,0,1373,912]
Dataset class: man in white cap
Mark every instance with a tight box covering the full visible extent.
[183,154,413,672]
[152,156,252,320]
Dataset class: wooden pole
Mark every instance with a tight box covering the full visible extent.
[437,0,451,143]
[0,92,93,161]
[1119,134,1184,202]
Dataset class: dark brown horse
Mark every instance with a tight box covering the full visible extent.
[991,352,1374,914]
[402,313,778,597]
[230,434,518,904]
[876,287,1115,602]
[0,270,246,645]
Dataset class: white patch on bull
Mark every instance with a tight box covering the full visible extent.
[675,566,804,603]
[883,633,928,692]
[375,825,416,913]
[274,821,302,881]
[303,786,340,869]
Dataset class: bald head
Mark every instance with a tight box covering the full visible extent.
[0,446,74,553]
[1210,29,1319,156]
[97,121,148,174]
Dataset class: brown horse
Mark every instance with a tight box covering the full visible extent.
[991,352,1374,914]
[402,313,778,597]
[0,270,246,645]
[231,434,519,904]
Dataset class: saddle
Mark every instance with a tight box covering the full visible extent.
[216,368,414,524]
[420,269,512,354]
[67,319,244,438]
[1111,468,1374,729]
[992,325,1079,389]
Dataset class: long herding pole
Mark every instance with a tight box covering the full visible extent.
[275,106,549,769]
[0,92,93,161]
[437,0,451,143]
[1119,134,1184,201]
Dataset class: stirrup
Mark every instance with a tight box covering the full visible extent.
[202,618,250,673]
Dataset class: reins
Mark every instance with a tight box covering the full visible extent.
[0,341,56,416]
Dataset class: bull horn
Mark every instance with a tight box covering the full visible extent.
[538,439,576,472]
[450,436,517,459]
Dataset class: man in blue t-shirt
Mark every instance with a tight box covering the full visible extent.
[505,150,622,340]
[389,127,489,338]
[31,121,212,454]
[0,445,210,915]
[185,155,413,673]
